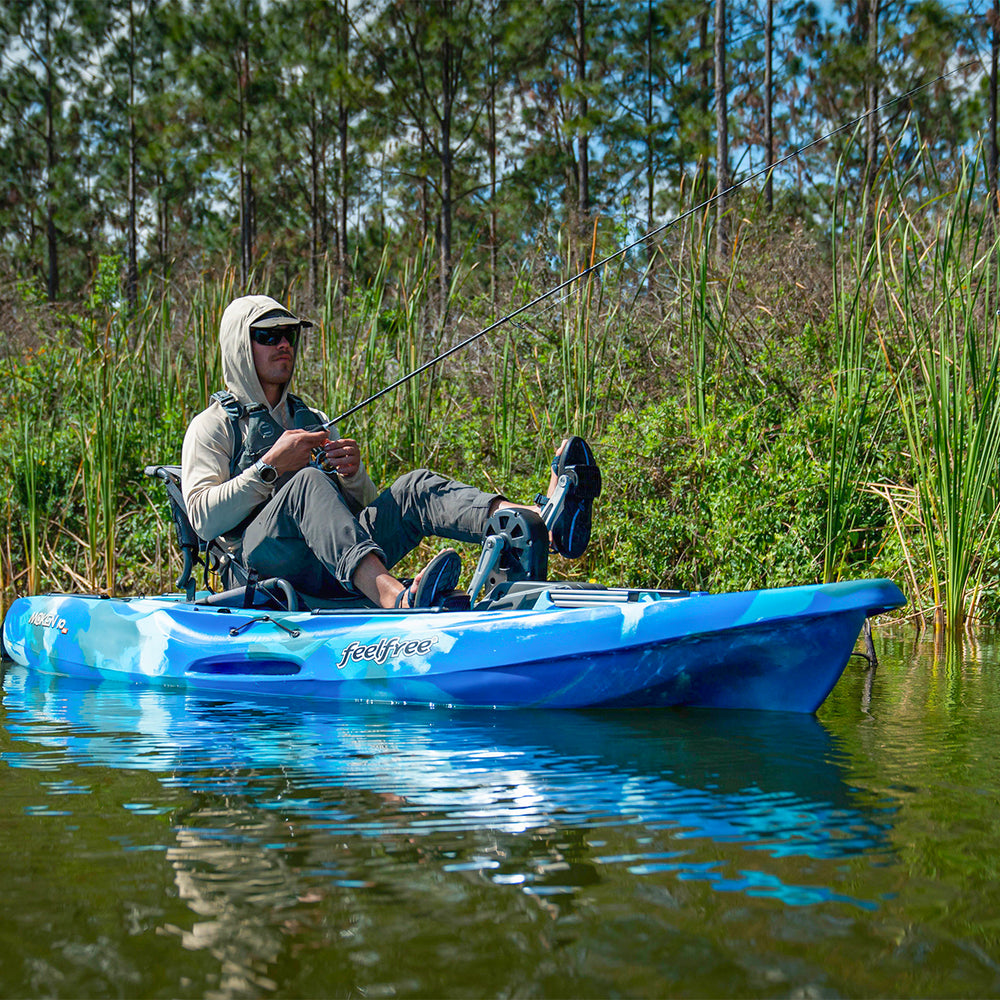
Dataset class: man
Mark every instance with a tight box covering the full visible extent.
[182,294,598,609]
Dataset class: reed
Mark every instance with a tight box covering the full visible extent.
[880,147,1000,627]
[395,243,439,466]
[8,352,64,597]
[823,151,884,584]
[669,200,757,437]
[77,350,137,592]
[491,331,522,479]
[187,270,233,412]
[305,244,439,480]
[19,417,42,596]
[327,250,393,477]
[558,271,609,440]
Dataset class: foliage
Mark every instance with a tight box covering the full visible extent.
[2,1,999,632]
[0,0,988,304]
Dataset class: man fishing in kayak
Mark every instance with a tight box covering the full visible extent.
[181,294,600,609]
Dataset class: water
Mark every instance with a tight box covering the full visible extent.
[2,630,1000,998]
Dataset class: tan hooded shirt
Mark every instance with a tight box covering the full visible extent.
[181,294,376,544]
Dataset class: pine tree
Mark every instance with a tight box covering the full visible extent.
[0,0,93,299]
[364,0,495,309]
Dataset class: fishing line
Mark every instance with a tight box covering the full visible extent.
[324,61,974,430]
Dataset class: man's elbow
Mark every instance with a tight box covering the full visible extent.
[185,495,217,540]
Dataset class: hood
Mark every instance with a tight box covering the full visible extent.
[219,294,303,409]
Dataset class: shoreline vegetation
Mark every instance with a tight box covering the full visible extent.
[4,143,1000,631]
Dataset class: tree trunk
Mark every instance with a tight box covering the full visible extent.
[126,0,139,316]
[148,0,168,273]
[337,98,348,276]
[336,0,349,280]
[43,3,59,302]
[420,134,429,245]
[309,95,320,306]
[575,0,589,240]
[764,0,773,213]
[695,10,710,204]
[990,0,999,221]
[488,5,498,308]
[862,0,880,242]
[157,185,168,267]
[439,33,454,310]
[645,0,654,233]
[238,9,253,288]
[714,0,729,263]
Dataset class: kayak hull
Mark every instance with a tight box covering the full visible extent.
[1,579,905,712]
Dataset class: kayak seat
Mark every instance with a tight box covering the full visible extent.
[144,465,374,612]
[145,465,218,602]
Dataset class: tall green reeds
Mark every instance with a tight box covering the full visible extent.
[8,195,1000,624]
[824,152,885,584]
[188,270,233,411]
[306,244,439,480]
[672,206,754,435]
[19,418,42,596]
[491,332,522,479]
[77,352,137,592]
[883,150,1000,628]
[8,345,70,596]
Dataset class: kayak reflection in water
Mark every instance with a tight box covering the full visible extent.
[3,668,894,925]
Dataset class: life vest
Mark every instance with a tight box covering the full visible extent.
[211,390,325,478]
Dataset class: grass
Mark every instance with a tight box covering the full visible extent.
[882,149,1000,627]
[3,144,1000,630]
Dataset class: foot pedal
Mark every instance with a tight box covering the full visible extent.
[468,509,548,605]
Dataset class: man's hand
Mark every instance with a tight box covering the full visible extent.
[261,428,329,475]
[321,438,362,478]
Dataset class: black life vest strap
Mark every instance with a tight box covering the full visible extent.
[210,390,321,478]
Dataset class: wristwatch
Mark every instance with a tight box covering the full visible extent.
[253,458,278,485]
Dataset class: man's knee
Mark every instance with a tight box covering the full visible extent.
[282,466,353,507]
[287,465,336,496]
[387,468,445,507]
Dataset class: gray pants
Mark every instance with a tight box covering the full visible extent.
[242,466,500,595]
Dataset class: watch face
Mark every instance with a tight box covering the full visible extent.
[258,462,277,484]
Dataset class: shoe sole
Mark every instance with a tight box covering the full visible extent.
[412,550,462,607]
[553,437,602,559]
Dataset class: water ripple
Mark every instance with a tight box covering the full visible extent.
[0,664,899,918]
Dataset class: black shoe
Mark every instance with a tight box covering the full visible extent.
[551,437,602,559]
[395,549,462,608]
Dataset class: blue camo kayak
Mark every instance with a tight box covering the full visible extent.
[1,578,905,712]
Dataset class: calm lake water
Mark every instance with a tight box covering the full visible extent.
[2,628,1000,998]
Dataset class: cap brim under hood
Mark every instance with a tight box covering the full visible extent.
[219,295,311,409]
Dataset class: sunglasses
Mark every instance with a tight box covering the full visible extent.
[250,324,301,348]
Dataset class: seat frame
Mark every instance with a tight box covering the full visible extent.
[145,465,317,611]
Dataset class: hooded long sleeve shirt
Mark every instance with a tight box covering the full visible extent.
[181,294,377,545]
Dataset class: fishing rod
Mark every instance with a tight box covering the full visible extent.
[323,63,972,431]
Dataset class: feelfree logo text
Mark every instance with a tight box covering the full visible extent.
[337,636,438,669]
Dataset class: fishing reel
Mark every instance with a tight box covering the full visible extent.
[467,508,548,605]
[310,447,336,473]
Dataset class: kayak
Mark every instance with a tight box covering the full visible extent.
[1,577,904,712]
